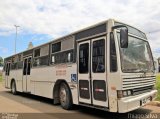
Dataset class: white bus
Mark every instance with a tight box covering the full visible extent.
[3,19,157,113]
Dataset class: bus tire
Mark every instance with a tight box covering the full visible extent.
[11,81,17,95]
[59,82,72,110]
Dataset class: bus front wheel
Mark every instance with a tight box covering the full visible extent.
[59,82,72,110]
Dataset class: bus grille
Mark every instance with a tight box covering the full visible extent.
[132,86,153,95]
[122,76,156,90]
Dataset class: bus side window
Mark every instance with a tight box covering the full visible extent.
[23,59,27,75]
[110,32,117,72]
[27,58,31,75]
[5,63,11,76]
[8,63,11,75]
[79,43,89,73]
[92,39,105,73]
[5,63,8,75]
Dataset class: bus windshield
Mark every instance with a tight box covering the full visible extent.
[117,33,154,73]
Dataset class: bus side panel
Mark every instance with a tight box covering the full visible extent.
[29,64,78,105]
[54,63,78,105]
[107,20,122,112]
[59,63,78,105]
[8,70,23,92]
[9,70,17,88]
[30,66,55,98]
[15,70,23,92]
[2,71,5,87]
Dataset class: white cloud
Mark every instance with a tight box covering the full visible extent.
[0,0,160,57]
[0,46,8,53]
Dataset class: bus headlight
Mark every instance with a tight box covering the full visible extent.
[128,90,132,95]
[117,90,132,98]
[123,91,127,96]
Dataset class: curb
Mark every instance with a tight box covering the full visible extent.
[148,101,160,107]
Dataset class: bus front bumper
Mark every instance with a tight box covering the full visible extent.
[118,90,157,113]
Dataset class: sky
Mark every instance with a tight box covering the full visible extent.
[0,0,160,59]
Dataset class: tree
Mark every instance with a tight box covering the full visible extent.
[0,57,3,66]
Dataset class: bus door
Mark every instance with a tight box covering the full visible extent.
[78,36,108,107]
[22,57,32,92]
[5,62,11,88]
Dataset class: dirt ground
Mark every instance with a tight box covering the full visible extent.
[0,81,159,119]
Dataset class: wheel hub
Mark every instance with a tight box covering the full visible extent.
[12,83,15,93]
[60,87,66,104]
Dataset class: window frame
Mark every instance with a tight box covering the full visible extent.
[50,49,74,65]
[33,55,49,67]
[33,45,50,67]
[51,42,61,54]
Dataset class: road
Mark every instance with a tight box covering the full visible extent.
[0,82,159,119]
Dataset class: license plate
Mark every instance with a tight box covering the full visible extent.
[141,97,151,105]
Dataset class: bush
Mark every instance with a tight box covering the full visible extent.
[0,75,2,82]
[156,74,160,101]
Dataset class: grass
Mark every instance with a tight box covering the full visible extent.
[156,73,160,101]
[0,75,2,82]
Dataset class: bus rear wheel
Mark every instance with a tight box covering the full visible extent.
[59,83,72,110]
[11,81,17,95]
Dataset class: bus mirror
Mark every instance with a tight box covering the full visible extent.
[120,28,128,48]
[112,25,128,48]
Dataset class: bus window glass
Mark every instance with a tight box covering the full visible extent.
[17,61,23,69]
[27,58,31,75]
[7,63,11,76]
[5,63,8,75]
[92,39,105,73]
[52,42,61,53]
[79,43,89,73]
[34,49,40,57]
[23,59,27,75]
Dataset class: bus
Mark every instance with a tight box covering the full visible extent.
[2,19,157,113]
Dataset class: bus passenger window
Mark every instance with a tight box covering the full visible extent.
[92,39,105,73]
[34,49,40,57]
[5,63,8,75]
[7,63,11,76]
[52,42,61,53]
[27,58,31,75]
[23,59,27,75]
[79,43,89,73]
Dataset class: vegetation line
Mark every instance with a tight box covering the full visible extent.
[156,74,160,101]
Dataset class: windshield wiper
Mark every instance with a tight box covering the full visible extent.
[135,69,147,73]
[123,68,149,73]
[134,68,155,73]
[122,68,140,72]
